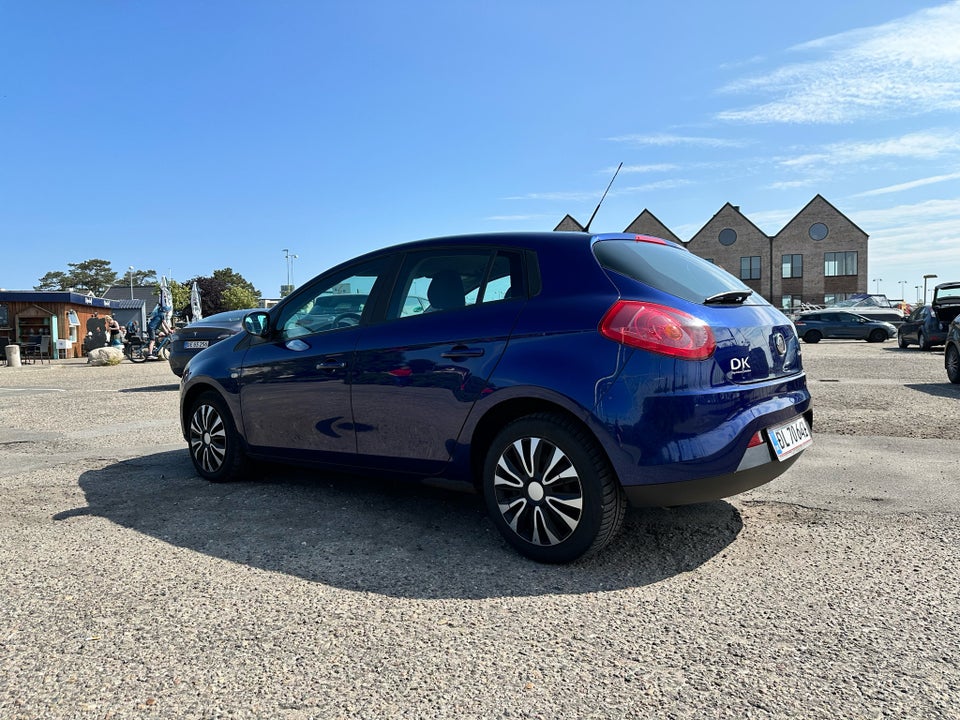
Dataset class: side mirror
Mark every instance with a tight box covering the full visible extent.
[243,311,271,338]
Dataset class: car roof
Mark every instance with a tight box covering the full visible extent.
[323,231,683,267]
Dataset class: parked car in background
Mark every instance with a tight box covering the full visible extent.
[179,232,812,563]
[897,305,950,350]
[167,308,257,377]
[944,319,960,384]
[793,310,896,343]
[823,293,906,324]
[933,282,960,383]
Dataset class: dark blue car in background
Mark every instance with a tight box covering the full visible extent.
[180,232,812,562]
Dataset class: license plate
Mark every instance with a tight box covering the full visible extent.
[767,416,812,461]
[184,340,209,350]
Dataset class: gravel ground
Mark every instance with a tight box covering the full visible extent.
[1,341,958,719]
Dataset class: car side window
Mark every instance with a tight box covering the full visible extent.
[278,258,389,339]
[387,249,522,320]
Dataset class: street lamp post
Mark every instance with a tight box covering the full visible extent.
[128,266,135,300]
[872,278,882,294]
[915,285,921,303]
[282,249,299,296]
[923,274,938,305]
[898,280,906,300]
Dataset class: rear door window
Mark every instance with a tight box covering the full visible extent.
[593,239,761,305]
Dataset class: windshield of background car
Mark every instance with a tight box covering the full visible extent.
[593,238,763,305]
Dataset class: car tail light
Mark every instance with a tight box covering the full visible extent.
[599,301,716,360]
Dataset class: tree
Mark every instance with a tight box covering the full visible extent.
[124,268,158,287]
[221,285,260,310]
[188,268,260,316]
[36,259,119,296]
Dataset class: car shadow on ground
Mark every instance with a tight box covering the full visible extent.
[118,384,180,393]
[905,382,960,399]
[59,450,743,600]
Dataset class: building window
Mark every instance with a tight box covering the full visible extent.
[0,304,8,327]
[809,223,829,241]
[781,295,800,311]
[824,251,857,277]
[740,256,761,280]
[719,228,737,246]
[782,254,803,278]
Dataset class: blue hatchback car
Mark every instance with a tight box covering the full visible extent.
[180,232,812,562]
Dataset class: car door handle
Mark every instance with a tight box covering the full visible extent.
[441,346,484,359]
[317,360,347,370]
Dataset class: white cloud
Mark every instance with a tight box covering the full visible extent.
[717,2,960,124]
[779,130,960,168]
[854,171,960,197]
[607,133,747,148]
[505,190,600,202]
[849,199,960,275]
[612,163,678,174]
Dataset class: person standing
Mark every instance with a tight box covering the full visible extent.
[105,315,122,347]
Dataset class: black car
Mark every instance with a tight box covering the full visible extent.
[933,282,960,383]
[897,305,950,350]
[793,310,896,343]
[166,309,257,377]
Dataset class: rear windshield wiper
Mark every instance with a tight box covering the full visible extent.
[704,290,753,305]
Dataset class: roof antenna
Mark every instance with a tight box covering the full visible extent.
[584,162,623,233]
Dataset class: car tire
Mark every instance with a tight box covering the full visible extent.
[802,331,822,344]
[897,332,909,349]
[187,391,248,482]
[947,345,960,384]
[918,331,930,351]
[868,329,887,343]
[482,413,626,564]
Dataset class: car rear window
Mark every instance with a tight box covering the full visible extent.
[593,239,761,305]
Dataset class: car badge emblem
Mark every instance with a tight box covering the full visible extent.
[774,333,787,355]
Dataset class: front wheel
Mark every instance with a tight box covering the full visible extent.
[868,329,887,343]
[946,345,960,384]
[897,332,909,349]
[482,413,626,563]
[187,391,247,482]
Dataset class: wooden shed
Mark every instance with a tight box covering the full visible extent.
[0,291,132,358]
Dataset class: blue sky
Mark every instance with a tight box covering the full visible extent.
[2,1,959,303]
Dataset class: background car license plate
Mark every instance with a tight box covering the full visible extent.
[767,417,812,461]
[184,340,209,350]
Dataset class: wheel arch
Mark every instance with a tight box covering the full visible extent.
[464,395,614,491]
[180,380,244,445]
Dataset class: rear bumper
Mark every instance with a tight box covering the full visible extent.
[622,443,802,507]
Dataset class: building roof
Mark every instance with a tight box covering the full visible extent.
[0,290,116,308]
[103,285,160,305]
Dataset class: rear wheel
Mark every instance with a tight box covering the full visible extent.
[946,345,960,384]
[918,331,930,351]
[187,391,247,482]
[129,344,146,363]
[802,330,822,344]
[482,413,626,563]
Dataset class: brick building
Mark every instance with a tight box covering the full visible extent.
[557,194,867,311]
